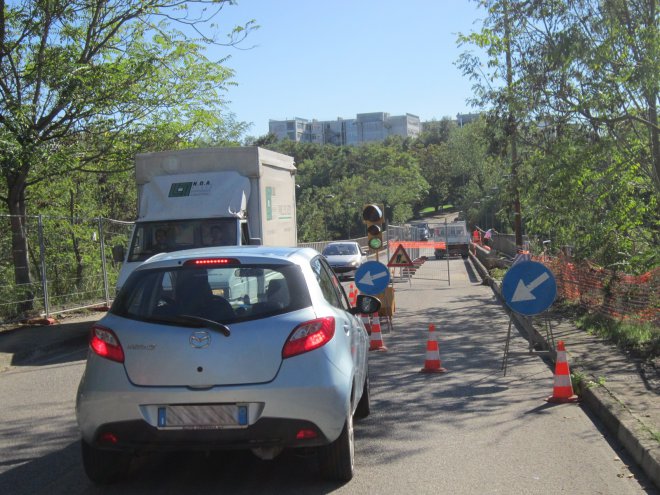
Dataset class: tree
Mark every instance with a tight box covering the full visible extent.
[457,0,659,270]
[527,0,660,192]
[0,0,254,312]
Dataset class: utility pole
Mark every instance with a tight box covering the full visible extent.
[504,1,523,251]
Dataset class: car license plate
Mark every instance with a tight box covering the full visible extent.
[158,404,248,428]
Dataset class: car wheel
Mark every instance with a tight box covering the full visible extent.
[354,373,370,420]
[318,413,354,481]
[81,439,131,484]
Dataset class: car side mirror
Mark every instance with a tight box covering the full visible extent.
[361,248,368,256]
[350,294,381,315]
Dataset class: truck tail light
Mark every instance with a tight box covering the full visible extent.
[90,325,125,363]
[282,317,335,359]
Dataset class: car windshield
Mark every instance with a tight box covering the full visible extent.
[323,244,358,256]
[127,219,238,262]
[112,263,311,324]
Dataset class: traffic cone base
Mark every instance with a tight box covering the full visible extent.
[546,341,579,403]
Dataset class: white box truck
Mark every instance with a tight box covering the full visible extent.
[114,147,297,288]
[429,220,470,259]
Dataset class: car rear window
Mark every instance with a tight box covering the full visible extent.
[112,264,311,324]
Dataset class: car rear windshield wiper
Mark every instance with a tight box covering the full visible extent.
[178,315,231,337]
[146,314,231,337]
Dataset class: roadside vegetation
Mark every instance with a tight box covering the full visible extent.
[574,308,660,361]
[0,0,657,317]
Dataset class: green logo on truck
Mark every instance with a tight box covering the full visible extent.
[169,182,192,197]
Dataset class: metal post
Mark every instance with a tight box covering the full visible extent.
[98,217,111,307]
[445,218,451,286]
[502,317,513,376]
[37,215,50,317]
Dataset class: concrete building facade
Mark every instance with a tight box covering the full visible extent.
[268,112,421,145]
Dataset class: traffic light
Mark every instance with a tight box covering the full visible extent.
[363,204,384,251]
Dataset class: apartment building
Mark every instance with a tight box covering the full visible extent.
[268,112,421,145]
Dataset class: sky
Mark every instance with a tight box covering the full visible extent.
[211,1,486,138]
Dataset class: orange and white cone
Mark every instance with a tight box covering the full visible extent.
[360,313,371,334]
[369,314,387,351]
[347,284,356,305]
[546,341,579,403]
[420,324,447,373]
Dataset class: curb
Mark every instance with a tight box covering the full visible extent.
[470,253,660,490]
[579,382,660,489]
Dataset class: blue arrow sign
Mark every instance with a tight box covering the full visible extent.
[502,261,557,315]
[355,261,390,295]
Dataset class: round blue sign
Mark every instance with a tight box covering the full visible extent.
[355,261,390,295]
[501,261,557,315]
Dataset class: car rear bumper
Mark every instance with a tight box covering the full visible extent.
[86,417,330,453]
[77,351,353,449]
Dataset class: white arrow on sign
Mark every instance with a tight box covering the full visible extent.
[358,270,388,286]
[511,272,550,302]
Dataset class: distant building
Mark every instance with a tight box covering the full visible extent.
[268,112,421,145]
[456,113,481,127]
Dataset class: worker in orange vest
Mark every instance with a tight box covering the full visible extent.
[472,229,481,245]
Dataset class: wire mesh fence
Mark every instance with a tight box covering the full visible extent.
[2,217,415,325]
[536,255,659,324]
[0,215,134,324]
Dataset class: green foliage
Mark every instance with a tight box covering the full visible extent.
[263,141,430,242]
[457,0,659,272]
[489,267,507,281]
[0,0,253,312]
[1,0,657,295]
[576,311,660,360]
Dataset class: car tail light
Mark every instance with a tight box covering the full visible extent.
[98,432,119,445]
[184,258,240,266]
[90,325,125,363]
[282,317,335,359]
[296,428,318,440]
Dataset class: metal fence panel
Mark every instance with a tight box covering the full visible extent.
[0,215,134,324]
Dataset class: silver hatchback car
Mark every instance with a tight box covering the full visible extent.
[322,241,367,280]
[76,246,380,484]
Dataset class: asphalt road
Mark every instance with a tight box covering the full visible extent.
[0,258,655,494]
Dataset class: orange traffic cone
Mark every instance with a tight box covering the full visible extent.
[546,341,579,403]
[360,313,371,334]
[369,314,387,351]
[420,324,447,373]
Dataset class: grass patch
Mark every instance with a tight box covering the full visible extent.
[651,430,660,443]
[489,267,507,281]
[575,310,660,360]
